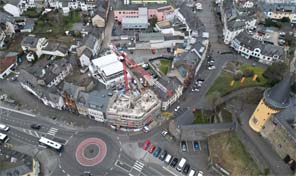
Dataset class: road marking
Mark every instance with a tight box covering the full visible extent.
[58,164,61,169]
[132,161,144,172]
[162,166,178,176]
[0,106,36,117]
[62,170,66,173]
[47,127,58,136]
[34,131,39,138]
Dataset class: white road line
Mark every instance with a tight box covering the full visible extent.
[58,164,62,169]
[28,130,33,136]
[47,127,58,136]
[162,166,178,176]
[34,131,39,138]
[132,161,144,172]
[62,170,66,173]
[0,106,36,117]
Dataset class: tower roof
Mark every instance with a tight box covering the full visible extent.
[264,76,292,109]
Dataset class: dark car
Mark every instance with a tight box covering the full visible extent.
[153,147,161,158]
[193,141,199,151]
[30,124,41,130]
[159,150,167,161]
[170,157,178,168]
[183,164,190,174]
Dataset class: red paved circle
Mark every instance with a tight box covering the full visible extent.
[75,138,107,166]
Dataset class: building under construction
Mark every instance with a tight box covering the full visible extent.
[106,89,161,130]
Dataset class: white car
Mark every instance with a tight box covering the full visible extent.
[197,171,204,176]
[161,130,168,137]
[143,125,151,133]
[208,66,216,70]
[174,106,180,112]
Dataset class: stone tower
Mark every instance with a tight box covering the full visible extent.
[249,77,292,132]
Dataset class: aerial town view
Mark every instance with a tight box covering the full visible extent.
[0,0,296,175]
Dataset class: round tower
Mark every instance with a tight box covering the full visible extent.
[249,77,292,132]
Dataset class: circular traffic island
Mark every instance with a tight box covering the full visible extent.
[75,137,107,167]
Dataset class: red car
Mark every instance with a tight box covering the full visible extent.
[142,140,150,150]
[148,145,156,153]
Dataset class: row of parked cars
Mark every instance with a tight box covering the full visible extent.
[142,139,203,176]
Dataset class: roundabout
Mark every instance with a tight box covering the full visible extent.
[58,131,124,175]
[75,137,107,166]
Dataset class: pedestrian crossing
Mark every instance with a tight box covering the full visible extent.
[47,127,58,136]
[132,161,144,172]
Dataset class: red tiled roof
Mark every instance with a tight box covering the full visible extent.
[0,56,17,73]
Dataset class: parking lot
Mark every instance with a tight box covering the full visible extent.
[137,129,209,176]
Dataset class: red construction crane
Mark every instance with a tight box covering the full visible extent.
[111,45,173,97]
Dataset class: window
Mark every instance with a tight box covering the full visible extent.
[252,117,258,124]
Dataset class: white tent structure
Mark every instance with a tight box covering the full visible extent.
[3,4,21,17]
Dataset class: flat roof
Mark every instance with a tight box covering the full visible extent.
[92,53,123,76]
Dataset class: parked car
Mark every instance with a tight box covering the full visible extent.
[159,150,167,161]
[208,65,216,70]
[161,130,168,137]
[164,154,172,164]
[181,141,187,152]
[183,164,190,174]
[142,140,150,150]
[30,124,41,130]
[143,125,151,133]
[148,145,156,153]
[174,106,180,112]
[193,141,199,151]
[153,147,161,157]
[198,171,204,176]
[188,169,196,176]
[170,157,179,168]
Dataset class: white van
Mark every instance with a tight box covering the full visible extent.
[176,157,186,172]
[188,169,196,176]
[0,124,9,132]
[164,154,172,164]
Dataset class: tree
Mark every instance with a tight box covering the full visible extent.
[233,72,243,81]
[280,17,290,23]
[206,91,222,113]
[243,69,254,77]
[263,62,288,86]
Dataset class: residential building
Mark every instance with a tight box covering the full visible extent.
[92,14,105,28]
[48,0,97,13]
[231,31,285,65]
[76,34,100,57]
[261,2,296,23]
[220,0,257,44]
[3,0,35,17]
[21,36,48,59]
[129,0,167,4]
[0,148,40,176]
[114,5,174,22]
[42,43,69,57]
[18,69,65,110]
[79,48,93,67]
[33,59,73,88]
[122,7,149,29]
[249,77,292,132]
[106,89,161,130]
[89,51,127,89]
[0,52,17,79]
[0,29,6,49]
[62,81,85,112]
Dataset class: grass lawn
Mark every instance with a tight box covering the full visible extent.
[209,132,261,176]
[220,108,233,122]
[207,63,268,96]
[193,111,210,124]
[33,10,81,37]
[159,59,171,75]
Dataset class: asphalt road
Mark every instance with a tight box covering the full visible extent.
[0,106,170,176]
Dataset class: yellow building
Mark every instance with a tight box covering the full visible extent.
[249,78,291,132]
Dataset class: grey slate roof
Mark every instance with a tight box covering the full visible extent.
[81,48,93,59]
[83,34,97,50]
[0,11,14,23]
[87,90,110,112]
[21,36,40,48]
[264,76,292,109]
[139,33,164,42]
[235,32,284,58]
[3,0,21,6]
